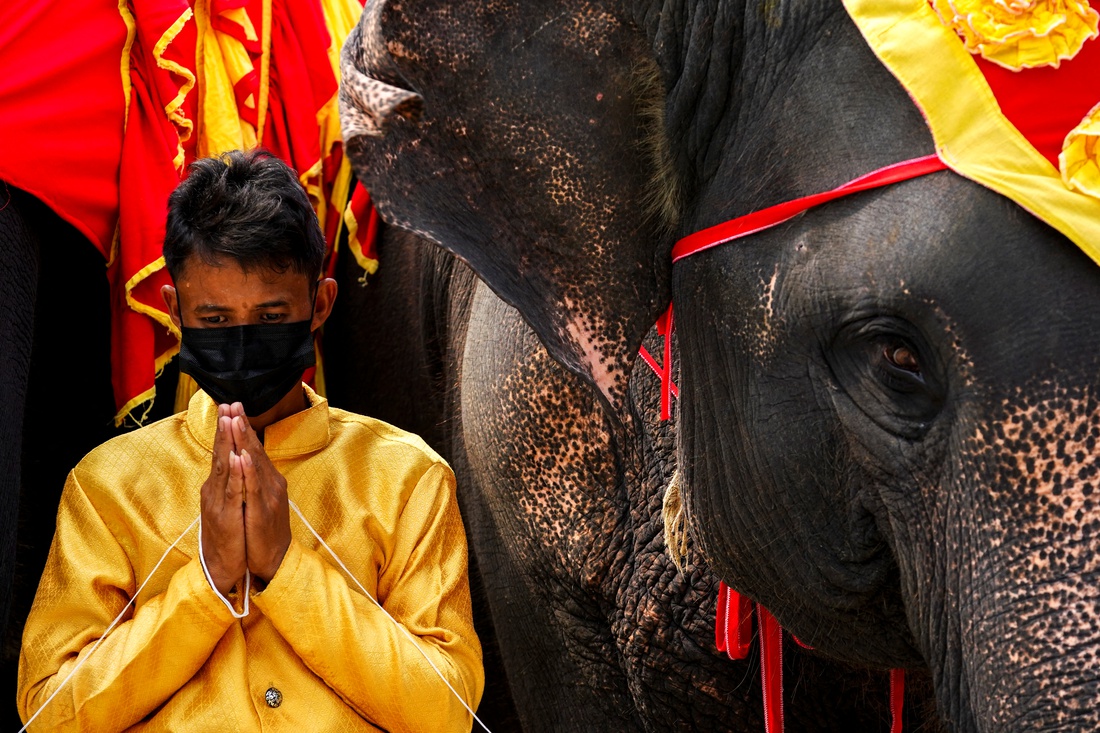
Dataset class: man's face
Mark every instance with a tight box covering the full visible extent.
[162,255,333,332]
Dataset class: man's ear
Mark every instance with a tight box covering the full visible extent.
[161,284,182,330]
[311,278,338,331]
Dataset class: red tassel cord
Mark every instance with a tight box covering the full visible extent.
[756,605,785,733]
[890,669,905,733]
[715,581,754,660]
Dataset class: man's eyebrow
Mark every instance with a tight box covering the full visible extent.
[254,299,290,309]
[193,303,231,313]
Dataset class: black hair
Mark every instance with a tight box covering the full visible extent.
[163,149,325,282]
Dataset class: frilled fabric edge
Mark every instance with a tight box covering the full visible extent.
[1061,102,1100,196]
[845,0,1100,266]
[113,3,196,427]
[931,0,1100,69]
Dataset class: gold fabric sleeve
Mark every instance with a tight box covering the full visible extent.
[17,471,237,730]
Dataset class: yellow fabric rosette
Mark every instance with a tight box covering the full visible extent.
[931,0,1099,68]
[1061,102,1100,196]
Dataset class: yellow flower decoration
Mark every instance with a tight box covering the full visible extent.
[1061,102,1100,198]
[932,0,1100,69]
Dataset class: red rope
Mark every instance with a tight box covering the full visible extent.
[672,154,947,263]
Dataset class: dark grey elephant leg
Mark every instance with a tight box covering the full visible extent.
[0,185,39,641]
[324,225,456,448]
[324,226,521,729]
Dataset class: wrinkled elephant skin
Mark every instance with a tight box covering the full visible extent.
[340,0,1100,731]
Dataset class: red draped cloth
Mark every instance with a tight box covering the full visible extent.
[0,0,367,424]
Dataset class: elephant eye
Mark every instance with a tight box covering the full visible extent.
[884,344,920,374]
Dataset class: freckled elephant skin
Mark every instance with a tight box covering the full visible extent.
[340,0,1100,730]
[676,178,1100,732]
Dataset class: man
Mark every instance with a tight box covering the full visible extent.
[17,150,484,731]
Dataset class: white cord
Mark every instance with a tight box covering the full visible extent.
[20,507,493,733]
[197,517,250,618]
[19,516,200,733]
[287,500,492,733]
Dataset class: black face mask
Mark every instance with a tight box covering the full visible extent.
[179,319,316,417]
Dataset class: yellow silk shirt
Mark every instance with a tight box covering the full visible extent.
[18,387,484,732]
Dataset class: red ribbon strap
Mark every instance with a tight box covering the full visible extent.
[715,581,754,660]
[890,669,905,733]
[757,605,785,733]
[672,154,947,263]
[638,303,679,420]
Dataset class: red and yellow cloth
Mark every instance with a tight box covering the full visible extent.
[844,0,1100,261]
[0,0,376,425]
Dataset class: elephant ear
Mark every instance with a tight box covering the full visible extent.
[340,0,676,412]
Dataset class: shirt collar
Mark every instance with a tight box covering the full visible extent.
[186,385,331,459]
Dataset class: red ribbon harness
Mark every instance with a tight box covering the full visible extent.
[646,153,948,732]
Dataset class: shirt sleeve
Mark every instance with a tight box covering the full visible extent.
[253,461,485,733]
[17,470,238,732]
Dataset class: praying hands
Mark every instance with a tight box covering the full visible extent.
[200,402,292,596]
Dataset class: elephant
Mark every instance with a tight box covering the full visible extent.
[336,0,1100,731]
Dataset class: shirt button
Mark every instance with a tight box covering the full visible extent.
[265,687,283,708]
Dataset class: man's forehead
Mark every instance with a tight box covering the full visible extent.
[175,255,312,304]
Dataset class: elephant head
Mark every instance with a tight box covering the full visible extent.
[341,0,1100,729]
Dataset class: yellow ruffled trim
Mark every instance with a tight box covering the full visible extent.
[124,256,179,337]
[256,0,273,143]
[118,0,137,128]
[1061,102,1100,196]
[152,8,197,169]
[327,156,354,253]
[115,386,158,427]
[115,341,180,426]
[931,0,1099,69]
[343,201,381,278]
[114,254,180,425]
[845,0,1100,264]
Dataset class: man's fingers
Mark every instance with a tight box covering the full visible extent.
[211,414,233,488]
[232,415,267,462]
[227,450,244,503]
[240,449,256,500]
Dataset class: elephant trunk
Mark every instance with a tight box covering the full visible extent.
[942,399,1100,732]
[958,568,1100,732]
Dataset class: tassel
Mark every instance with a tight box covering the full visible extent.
[662,471,689,571]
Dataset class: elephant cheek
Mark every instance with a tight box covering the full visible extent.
[952,388,1100,731]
